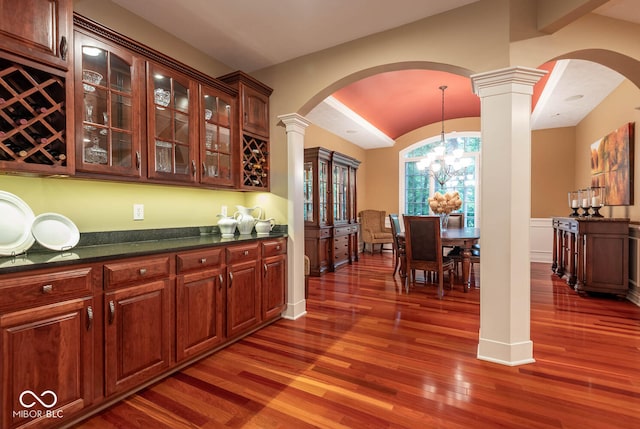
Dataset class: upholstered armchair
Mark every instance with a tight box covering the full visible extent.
[359,210,394,254]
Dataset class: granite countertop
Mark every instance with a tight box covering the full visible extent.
[0,226,287,274]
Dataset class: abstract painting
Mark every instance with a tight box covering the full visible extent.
[590,122,634,206]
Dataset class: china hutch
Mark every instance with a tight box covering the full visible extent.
[304,147,360,276]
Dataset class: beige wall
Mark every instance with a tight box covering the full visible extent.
[531,127,576,217]
[574,79,640,219]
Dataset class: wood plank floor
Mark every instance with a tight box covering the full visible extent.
[74,252,640,429]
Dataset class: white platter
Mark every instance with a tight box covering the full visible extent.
[0,191,35,256]
[31,213,80,251]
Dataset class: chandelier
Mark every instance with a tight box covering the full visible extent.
[416,85,472,187]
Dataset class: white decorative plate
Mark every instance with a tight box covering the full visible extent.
[31,213,80,251]
[0,191,35,256]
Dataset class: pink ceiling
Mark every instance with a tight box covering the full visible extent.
[332,70,480,139]
[332,68,551,140]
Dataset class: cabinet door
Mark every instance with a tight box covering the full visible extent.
[332,164,348,223]
[226,260,260,338]
[147,63,198,183]
[1,297,94,429]
[200,84,235,187]
[241,85,269,137]
[0,0,71,70]
[262,255,286,321]
[104,279,171,396]
[176,268,224,361]
[75,31,144,177]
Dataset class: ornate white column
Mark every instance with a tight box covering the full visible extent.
[278,113,311,320]
[471,67,547,366]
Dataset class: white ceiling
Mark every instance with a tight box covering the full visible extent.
[111,0,640,148]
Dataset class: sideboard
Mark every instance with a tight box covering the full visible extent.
[552,217,629,296]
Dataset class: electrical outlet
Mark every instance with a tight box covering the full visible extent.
[221,205,227,216]
[133,204,144,220]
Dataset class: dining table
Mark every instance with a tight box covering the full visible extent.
[397,227,481,292]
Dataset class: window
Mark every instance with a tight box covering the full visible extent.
[400,132,481,227]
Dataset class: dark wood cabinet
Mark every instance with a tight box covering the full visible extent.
[103,256,173,396]
[0,0,71,70]
[0,0,71,176]
[0,236,286,427]
[218,71,272,191]
[552,217,629,296]
[176,248,225,361]
[147,63,198,184]
[304,147,360,276]
[226,243,261,338]
[199,83,236,187]
[74,30,145,177]
[0,265,97,429]
[261,239,287,321]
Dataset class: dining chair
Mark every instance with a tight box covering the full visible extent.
[402,215,454,298]
[443,212,464,257]
[449,243,480,286]
[388,214,403,276]
[447,212,464,229]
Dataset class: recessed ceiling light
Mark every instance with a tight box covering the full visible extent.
[565,95,584,102]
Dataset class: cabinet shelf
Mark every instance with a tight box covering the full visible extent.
[0,58,68,171]
[241,134,269,188]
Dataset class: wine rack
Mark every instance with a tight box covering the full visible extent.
[0,58,68,173]
[241,134,269,189]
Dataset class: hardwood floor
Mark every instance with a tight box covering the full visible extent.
[74,252,640,429]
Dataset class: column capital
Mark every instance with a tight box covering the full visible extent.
[278,113,311,134]
[471,66,547,97]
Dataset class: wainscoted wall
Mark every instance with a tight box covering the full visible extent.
[530,218,553,263]
[628,224,640,306]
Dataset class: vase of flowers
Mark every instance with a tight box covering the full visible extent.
[428,191,462,231]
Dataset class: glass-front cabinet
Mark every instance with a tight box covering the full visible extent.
[200,84,234,187]
[304,147,331,227]
[333,163,348,224]
[304,147,359,276]
[148,63,197,183]
[75,31,144,176]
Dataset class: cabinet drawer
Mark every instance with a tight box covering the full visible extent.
[333,235,349,253]
[334,226,351,236]
[177,248,225,273]
[226,243,260,264]
[262,239,287,257]
[333,237,349,260]
[104,256,172,288]
[0,267,94,311]
[319,228,332,238]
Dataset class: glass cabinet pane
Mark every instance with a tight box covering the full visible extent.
[79,41,136,172]
[319,160,328,224]
[304,161,313,222]
[150,69,194,179]
[200,87,234,185]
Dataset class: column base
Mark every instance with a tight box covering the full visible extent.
[282,299,307,320]
[477,337,535,366]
